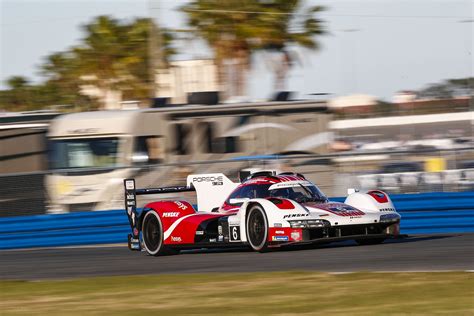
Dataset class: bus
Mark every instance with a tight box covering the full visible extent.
[46,101,333,212]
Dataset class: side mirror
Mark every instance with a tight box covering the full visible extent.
[347,188,359,195]
[229,198,250,205]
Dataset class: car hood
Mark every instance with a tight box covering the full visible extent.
[302,202,365,217]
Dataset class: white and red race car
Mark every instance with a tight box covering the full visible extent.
[124,171,401,256]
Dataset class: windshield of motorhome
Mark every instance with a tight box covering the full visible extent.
[49,138,120,169]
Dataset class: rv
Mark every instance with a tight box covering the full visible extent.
[46,101,333,212]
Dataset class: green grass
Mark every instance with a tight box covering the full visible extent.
[1,272,473,315]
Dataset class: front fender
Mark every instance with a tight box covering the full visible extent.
[237,198,309,242]
[344,190,397,213]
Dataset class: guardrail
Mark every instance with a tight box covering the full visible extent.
[1,191,473,250]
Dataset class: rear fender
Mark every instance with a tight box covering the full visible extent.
[141,200,196,232]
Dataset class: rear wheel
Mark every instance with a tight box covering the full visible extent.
[246,205,269,252]
[355,238,386,245]
[142,211,178,256]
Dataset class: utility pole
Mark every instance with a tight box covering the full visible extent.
[149,0,164,100]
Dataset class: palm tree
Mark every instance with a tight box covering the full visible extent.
[2,16,175,111]
[72,16,175,108]
[181,0,326,98]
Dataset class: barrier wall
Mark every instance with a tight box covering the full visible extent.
[1,191,473,250]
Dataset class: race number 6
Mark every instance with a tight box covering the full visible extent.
[230,226,240,241]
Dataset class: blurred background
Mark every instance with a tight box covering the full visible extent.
[0,0,473,216]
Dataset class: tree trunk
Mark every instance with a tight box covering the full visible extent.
[234,48,250,97]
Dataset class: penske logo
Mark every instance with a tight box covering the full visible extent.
[163,212,180,217]
[283,213,309,219]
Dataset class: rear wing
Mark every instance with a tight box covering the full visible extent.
[186,173,239,213]
[123,179,195,241]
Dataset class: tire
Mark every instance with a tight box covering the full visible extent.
[142,211,178,256]
[246,204,269,252]
[355,238,386,245]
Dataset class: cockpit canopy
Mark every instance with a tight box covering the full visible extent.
[225,175,327,206]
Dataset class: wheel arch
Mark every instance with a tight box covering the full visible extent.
[244,201,270,252]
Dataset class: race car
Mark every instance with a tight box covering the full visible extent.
[124,171,401,256]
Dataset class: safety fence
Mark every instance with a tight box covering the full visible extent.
[1,191,473,250]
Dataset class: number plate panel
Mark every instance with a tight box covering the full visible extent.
[229,225,241,242]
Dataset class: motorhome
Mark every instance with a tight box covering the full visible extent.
[46,101,333,212]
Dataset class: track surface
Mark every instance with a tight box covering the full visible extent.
[1,234,473,280]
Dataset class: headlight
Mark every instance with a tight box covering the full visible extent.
[289,219,328,228]
[380,214,400,223]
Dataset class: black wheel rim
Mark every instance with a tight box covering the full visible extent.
[144,214,161,252]
[248,208,266,248]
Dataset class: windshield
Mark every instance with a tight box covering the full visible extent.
[226,182,327,205]
[49,138,120,169]
[269,184,327,203]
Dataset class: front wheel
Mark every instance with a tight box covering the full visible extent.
[355,238,386,245]
[246,204,269,252]
[142,211,178,256]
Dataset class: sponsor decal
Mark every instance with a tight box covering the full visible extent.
[291,231,302,241]
[329,205,355,212]
[319,214,329,217]
[127,200,135,206]
[174,201,188,210]
[171,236,182,242]
[196,230,204,235]
[192,176,223,186]
[209,238,217,242]
[125,180,135,190]
[380,208,395,212]
[274,223,283,227]
[272,236,289,241]
[218,235,224,242]
[319,203,365,217]
[283,213,309,219]
[163,212,180,217]
[218,225,223,235]
[269,181,312,190]
[275,230,285,234]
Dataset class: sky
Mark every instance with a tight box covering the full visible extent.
[0,0,472,101]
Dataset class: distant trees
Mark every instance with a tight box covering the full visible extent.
[1,1,327,111]
[417,78,473,99]
[181,0,326,96]
[0,16,174,111]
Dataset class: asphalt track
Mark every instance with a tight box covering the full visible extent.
[1,234,473,280]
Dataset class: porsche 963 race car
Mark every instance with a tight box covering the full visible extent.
[124,171,401,255]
